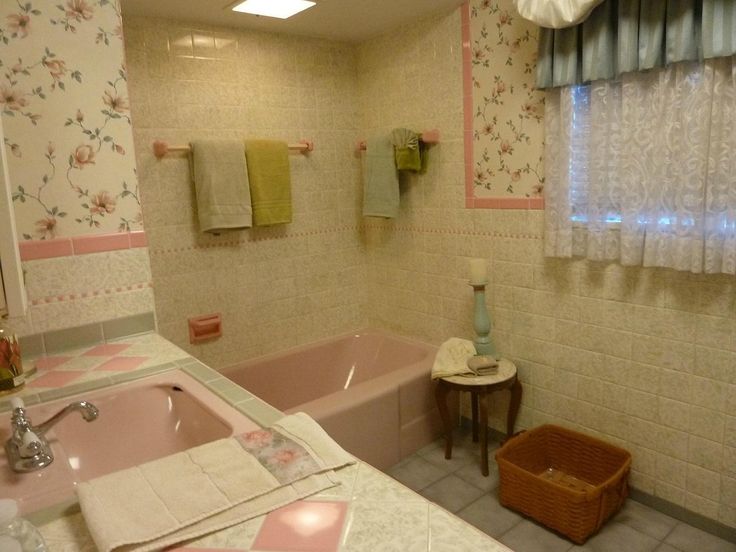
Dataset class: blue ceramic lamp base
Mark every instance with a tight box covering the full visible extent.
[470,281,497,359]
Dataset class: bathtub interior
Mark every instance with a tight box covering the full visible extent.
[222,331,453,469]
[223,332,430,412]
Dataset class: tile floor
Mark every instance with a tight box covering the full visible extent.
[386,428,736,552]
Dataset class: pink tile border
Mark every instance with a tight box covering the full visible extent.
[72,233,130,255]
[462,2,544,211]
[252,500,348,552]
[34,356,73,371]
[83,343,132,356]
[17,238,74,261]
[470,197,545,209]
[19,231,148,261]
[94,356,149,372]
[129,230,147,247]
[26,370,86,388]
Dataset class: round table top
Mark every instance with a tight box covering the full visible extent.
[441,357,517,386]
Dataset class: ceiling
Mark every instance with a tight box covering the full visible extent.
[120,0,465,43]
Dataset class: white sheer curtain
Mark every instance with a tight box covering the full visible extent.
[545,57,736,274]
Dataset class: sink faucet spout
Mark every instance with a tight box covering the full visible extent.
[34,401,99,435]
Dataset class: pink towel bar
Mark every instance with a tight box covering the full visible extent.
[356,129,440,152]
[153,139,314,159]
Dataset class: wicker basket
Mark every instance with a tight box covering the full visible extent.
[495,425,631,544]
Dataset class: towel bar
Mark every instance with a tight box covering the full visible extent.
[356,129,440,152]
[153,139,314,159]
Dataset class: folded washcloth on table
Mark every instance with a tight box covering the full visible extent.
[431,338,476,380]
[77,413,355,552]
[431,338,498,380]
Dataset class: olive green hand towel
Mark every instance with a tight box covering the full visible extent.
[244,140,292,226]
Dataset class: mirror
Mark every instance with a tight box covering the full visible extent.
[0,118,27,319]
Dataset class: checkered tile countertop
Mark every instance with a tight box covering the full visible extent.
[15,333,189,397]
[5,332,514,552]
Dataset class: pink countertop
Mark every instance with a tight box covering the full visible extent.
[0,333,512,552]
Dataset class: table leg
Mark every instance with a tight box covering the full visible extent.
[471,392,479,442]
[507,378,523,438]
[435,380,454,460]
[478,388,489,476]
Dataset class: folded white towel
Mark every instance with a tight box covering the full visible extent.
[77,413,355,552]
[431,338,479,380]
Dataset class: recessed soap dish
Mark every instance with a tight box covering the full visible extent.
[188,313,222,343]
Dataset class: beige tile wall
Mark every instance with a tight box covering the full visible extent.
[122,7,735,529]
[123,17,367,368]
[357,9,736,529]
[0,248,154,336]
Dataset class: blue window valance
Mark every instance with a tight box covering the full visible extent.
[536,0,736,89]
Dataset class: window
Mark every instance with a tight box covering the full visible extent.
[544,58,736,275]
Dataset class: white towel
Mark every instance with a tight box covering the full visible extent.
[77,413,355,552]
[431,338,479,380]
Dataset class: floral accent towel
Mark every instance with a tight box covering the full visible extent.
[237,428,321,484]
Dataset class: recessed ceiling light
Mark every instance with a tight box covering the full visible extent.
[230,0,316,19]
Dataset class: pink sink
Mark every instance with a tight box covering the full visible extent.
[0,369,260,515]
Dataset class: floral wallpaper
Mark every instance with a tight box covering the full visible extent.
[470,0,545,198]
[0,0,141,240]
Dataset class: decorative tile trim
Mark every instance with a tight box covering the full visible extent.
[469,197,545,210]
[362,222,543,241]
[18,312,157,357]
[149,226,358,255]
[28,282,153,306]
[18,231,148,261]
[147,224,540,256]
[462,1,475,209]
[17,239,74,261]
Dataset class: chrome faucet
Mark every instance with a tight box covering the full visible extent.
[4,398,98,473]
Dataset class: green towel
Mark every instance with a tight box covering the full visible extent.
[363,136,400,218]
[391,128,423,172]
[244,140,292,226]
[190,140,252,233]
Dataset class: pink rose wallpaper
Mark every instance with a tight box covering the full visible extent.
[470,0,545,199]
[0,0,142,239]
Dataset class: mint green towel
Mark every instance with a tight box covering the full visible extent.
[244,140,292,226]
[363,136,399,218]
[190,140,252,233]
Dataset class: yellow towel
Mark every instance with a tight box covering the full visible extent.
[190,140,252,233]
[244,140,292,226]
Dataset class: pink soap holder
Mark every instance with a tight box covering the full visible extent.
[188,314,222,344]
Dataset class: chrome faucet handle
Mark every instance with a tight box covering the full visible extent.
[5,398,99,472]
[5,398,54,472]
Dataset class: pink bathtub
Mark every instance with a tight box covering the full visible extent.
[222,330,446,469]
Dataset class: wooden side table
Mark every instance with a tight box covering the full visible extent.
[434,358,522,476]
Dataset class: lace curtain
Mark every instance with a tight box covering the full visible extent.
[545,56,736,274]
